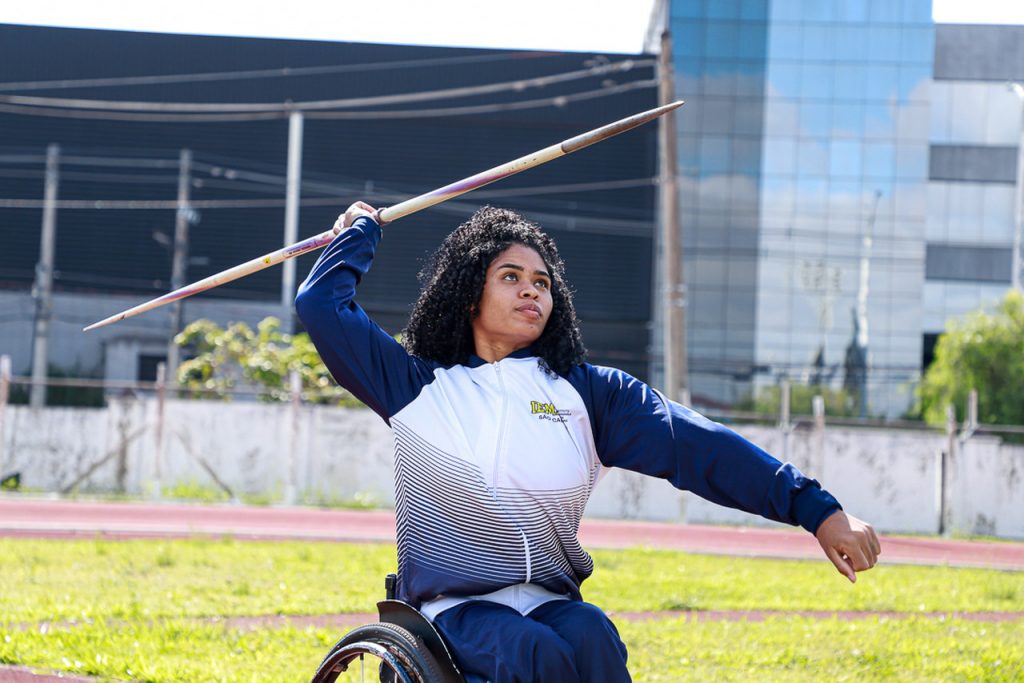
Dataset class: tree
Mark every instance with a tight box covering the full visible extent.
[174,317,362,405]
[916,290,1024,427]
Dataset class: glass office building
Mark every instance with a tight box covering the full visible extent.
[651,0,1020,417]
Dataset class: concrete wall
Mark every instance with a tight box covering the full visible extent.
[1,400,1021,539]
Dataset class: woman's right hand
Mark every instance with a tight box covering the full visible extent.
[333,201,378,234]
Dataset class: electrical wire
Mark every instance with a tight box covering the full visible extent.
[0,51,561,92]
[0,59,653,113]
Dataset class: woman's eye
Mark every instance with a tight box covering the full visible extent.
[502,272,518,281]
[535,280,549,289]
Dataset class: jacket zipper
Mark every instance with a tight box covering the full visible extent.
[492,361,532,584]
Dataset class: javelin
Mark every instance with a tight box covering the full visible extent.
[83,100,683,332]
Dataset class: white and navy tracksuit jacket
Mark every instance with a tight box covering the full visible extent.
[295,216,842,620]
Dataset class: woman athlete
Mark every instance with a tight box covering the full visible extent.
[296,201,881,683]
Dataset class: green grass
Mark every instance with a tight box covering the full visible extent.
[2,539,1021,623]
[1,538,1022,682]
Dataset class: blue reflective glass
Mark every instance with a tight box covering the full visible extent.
[707,0,740,19]
[706,22,740,59]
[797,139,829,177]
[701,97,736,134]
[734,98,764,134]
[901,0,933,24]
[899,66,930,103]
[678,134,702,174]
[771,0,803,21]
[672,20,705,58]
[678,100,702,134]
[896,103,929,143]
[764,138,797,175]
[701,136,733,174]
[800,63,833,99]
[831,101,865,138]
[834,1,868,23]
[768,23,802,60]
[895,144,928,180]
[740,0,768,20]
[865,64,899,101]
[867,26,901,63]
[733,137,761,175]
[795,178,828,213]
[737,22,768,59]
[671,0,704,19]
[800,102,831,137]
[833,25,869,61]
[703,68,737,97]
[767,61,801,99]
[800,0,834,21]
[761,177,796,216]
[832,63,868,101]
[863,141,895,178]
[801,24,834,61]
[900,26,934,64]
[868,0,901,23]
[735,63,767,97]
[863,103,895,138]
[764,98,799,136]
[676,69,703,97]
[830,140,862,178]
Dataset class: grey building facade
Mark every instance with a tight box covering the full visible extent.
[650,0,1021,417]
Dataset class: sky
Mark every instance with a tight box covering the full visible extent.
[1,1,1022,55]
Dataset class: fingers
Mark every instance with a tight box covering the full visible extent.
[333,201,379,234]
[824,545,856,583]
[868,525,882,557]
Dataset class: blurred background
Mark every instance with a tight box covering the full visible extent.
[1,0,1023,536]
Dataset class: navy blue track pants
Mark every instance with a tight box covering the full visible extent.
[433,599,631,683]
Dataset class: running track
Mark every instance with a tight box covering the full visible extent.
[2,496,1022,570]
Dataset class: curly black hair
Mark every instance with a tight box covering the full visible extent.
[403,206,586,375]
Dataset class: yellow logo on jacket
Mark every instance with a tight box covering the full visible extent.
[530,401,570,422]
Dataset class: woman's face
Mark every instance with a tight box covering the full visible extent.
[471,243,553,358]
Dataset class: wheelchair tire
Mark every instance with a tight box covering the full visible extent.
[311,621,447,683]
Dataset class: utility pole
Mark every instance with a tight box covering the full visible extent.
[30,143,59,409]
[282,109,305,312]
[166,148,192,377]
[658,28,688,402]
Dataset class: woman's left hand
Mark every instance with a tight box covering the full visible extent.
[814,510,881,583]
[333,200,378,235]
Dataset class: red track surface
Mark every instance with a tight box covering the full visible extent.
[2,496,1022,570]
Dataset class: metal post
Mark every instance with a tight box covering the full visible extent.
[153,362,167,499]
[779,379,791,429]
[779,379,792,461]
[812,394,826,478]
[658,30,687,402]
[167,149,192,377]
[939,403,957,535]
[285,369,302,505]
[30,143,59,409]
[0,355,10,472]
[282,110,304,311]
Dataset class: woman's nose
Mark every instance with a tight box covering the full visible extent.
[520,285,539,299]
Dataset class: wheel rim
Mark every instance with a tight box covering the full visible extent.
[318,641,416,683]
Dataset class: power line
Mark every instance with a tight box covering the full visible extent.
[0,59,653,113]
[0,51,560,92]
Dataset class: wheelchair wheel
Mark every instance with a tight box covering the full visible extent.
[311,621,447,683]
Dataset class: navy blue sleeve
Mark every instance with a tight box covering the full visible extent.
[294,215,438,423]
[567,364,841,534]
